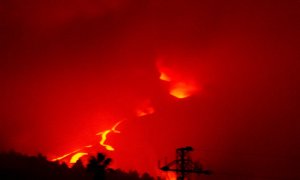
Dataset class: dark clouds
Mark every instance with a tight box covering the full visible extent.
[1,0,300,179]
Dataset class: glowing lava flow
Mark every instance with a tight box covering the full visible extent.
[96,121,122,151]
[70,152,88,163]
[52,148,82,161]
[52,122,122,163]
[52,97,158,165]
[52,59,197,165]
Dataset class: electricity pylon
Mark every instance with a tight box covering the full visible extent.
[159,146,211,180]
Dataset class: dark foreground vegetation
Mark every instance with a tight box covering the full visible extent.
[0,151,156,180]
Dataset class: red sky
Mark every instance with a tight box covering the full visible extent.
[1,0,300,179]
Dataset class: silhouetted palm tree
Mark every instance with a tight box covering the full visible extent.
[87,153,112,180]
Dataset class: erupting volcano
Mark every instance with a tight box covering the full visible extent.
[51,62,198,166]
[2,1,298,179]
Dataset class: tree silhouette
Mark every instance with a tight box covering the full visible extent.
[141,173,154,180]
[0,151,156,180]
[87,153,112,180]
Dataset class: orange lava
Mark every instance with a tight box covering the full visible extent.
[52,121,122,163]
[52,148,81,161]
[70,152,88,164]
[52,100,155,162]
[157,61,198,99]
[158,64,173,82]
[170,82,197,99]
[159,72,171,82]
[167,172,177,180]
[96,121,122,151]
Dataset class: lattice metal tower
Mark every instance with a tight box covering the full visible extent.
[160,146,211,180]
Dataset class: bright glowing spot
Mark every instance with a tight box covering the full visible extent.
[105,145,115,151]
[157,60,173,82]
[96,121,122,151]
[70,152,88,163]
[160,72,171,82]
[85,145,93,148]
[157,59,199,99]
[167,172,177,180]
[170,82,197,99]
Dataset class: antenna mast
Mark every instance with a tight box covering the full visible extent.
[159,146,211,180]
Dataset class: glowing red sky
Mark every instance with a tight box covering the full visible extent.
[1,0,300,179]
